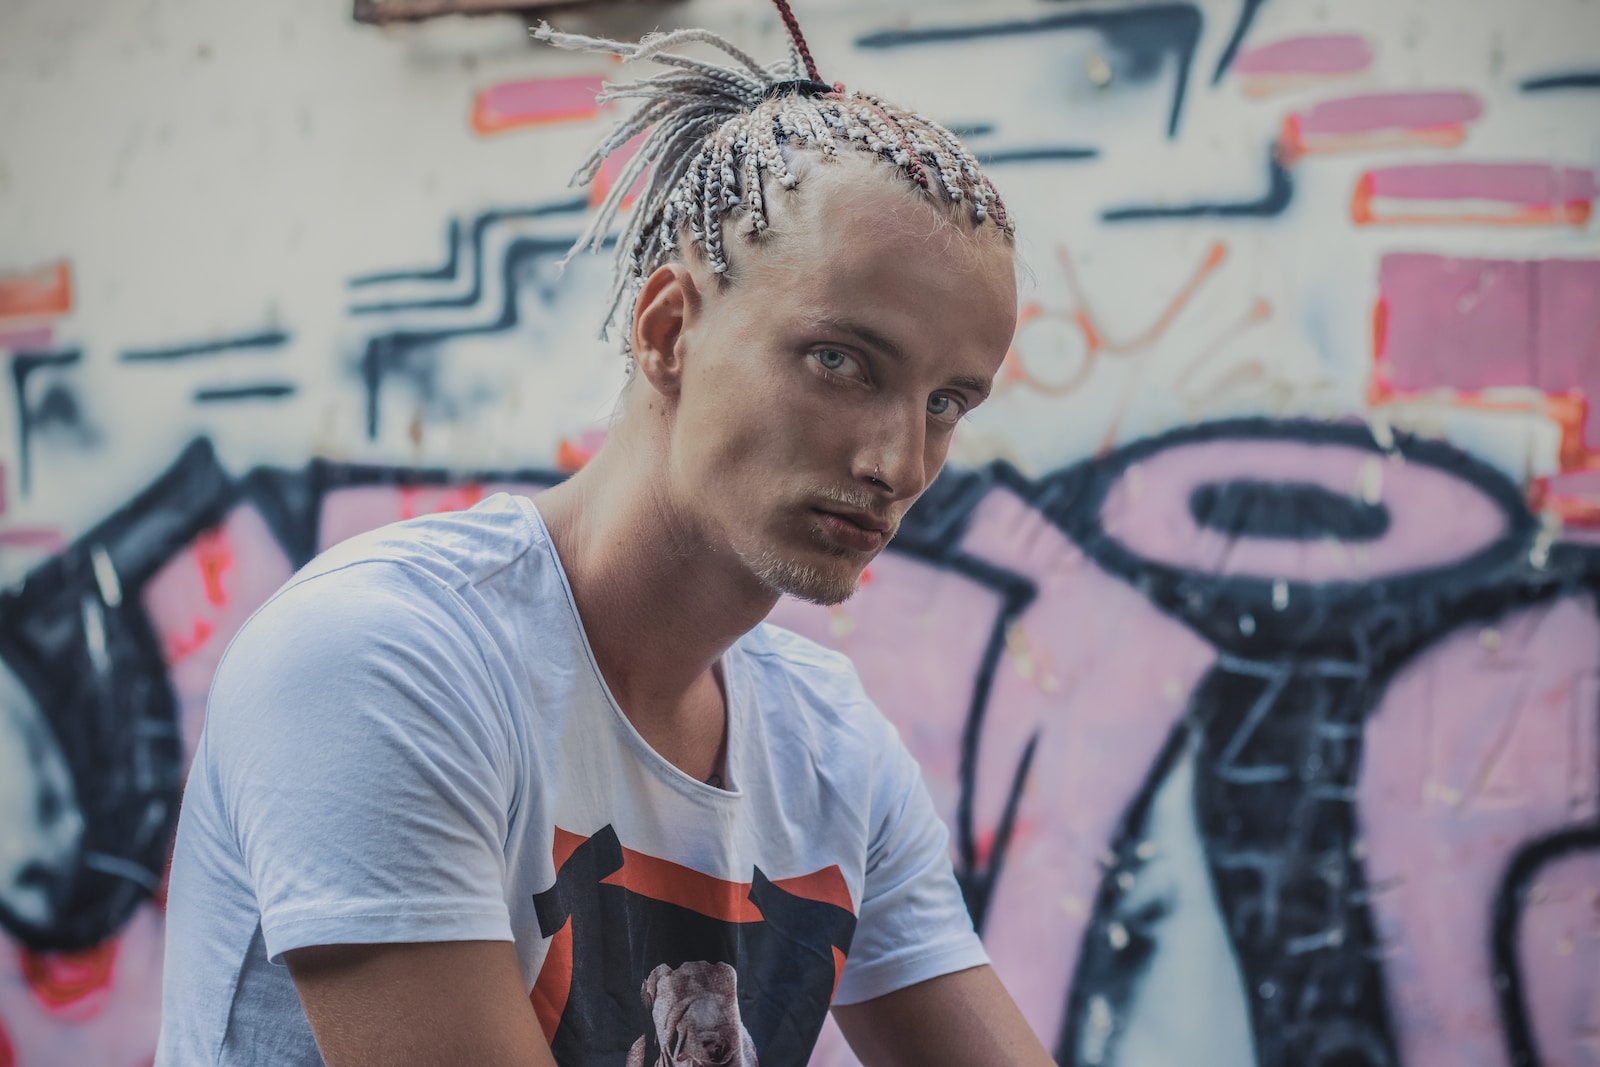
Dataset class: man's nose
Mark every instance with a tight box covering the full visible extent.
[854,401,928,499]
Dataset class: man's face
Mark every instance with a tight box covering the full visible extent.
[659,166,1018,605]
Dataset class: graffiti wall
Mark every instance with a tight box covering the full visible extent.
[2,0,1597,1064]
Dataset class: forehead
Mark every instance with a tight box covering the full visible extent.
[728,167,1018,357]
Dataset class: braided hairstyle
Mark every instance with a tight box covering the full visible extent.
[532,0,1014,355]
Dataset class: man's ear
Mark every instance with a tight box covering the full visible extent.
[631,263,700,400]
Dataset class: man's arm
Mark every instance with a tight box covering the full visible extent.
[832,964,1055,1067]
[286,941,557,1067]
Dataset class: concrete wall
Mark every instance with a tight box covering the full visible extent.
[2,0,1598,1063]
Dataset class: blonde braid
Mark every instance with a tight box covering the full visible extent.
[530,18,1014,355]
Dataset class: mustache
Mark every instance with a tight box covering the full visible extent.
[809,485,901,536]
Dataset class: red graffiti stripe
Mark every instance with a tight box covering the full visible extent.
[0,262,72,321]
[1280,91,1482,163]
[591,128,651,208]
[471,75,606,136]
[1354,162,1596,226]
[20,938,119,1014]
[1531,471,1600,527]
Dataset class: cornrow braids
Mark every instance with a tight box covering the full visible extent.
[531,17,1013,355]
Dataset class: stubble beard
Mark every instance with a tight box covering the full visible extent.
[735,487,899,606]
[736,537,864,606]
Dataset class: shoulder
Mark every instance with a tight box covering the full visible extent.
[295,491,543,597]
[217,493,551,692]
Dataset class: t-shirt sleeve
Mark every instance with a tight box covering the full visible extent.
[204,561,518,964]
[830,711,989,1006]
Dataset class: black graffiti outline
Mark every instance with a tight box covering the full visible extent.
[193,383,297,403]
[1211,0,1270,85]
[1519,71,1600,92]
[855,4,1203,140]
[348,218,463,287]
[119,330,290,363]
[347,198,589,316]
[1492,806,1600,1066]
[1102,146,1293,221]
[9,348,83,497]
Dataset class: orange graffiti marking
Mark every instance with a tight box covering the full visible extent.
[1172,299,1274,392]
[165,617,217,665]
[555,438,593,472]
[21,938,119,1013]
[1370,373,1598,523]
[160,525,236,664]
[0,262,72,321]
[1004,240,1230,397]
[1352,171,1594,228]
[471,75,606,137]
[1004,240,1273,453]
[1279,118,1465,166]
[193,527,235,608]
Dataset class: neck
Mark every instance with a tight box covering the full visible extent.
[533,424,778,737]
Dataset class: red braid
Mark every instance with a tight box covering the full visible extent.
[770,0,822,83]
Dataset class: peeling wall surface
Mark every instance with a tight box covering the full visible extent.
[2,0,1599,1064]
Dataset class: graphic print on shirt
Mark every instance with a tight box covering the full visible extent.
[530,824,858,1067]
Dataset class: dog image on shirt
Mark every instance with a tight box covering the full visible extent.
[626,960,759,1067]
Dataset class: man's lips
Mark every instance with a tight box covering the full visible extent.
[818,506,890,533]
[812,508,890,552]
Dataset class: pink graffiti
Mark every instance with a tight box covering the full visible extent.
[1362,597,1600,1067]
[472,75,606,136]
[1355,163,1597,227]
[783,430,1596,1065]
[142,505,295,767]
[1280,91,1482,163]
[1518,849,1600,1067]
[0,327,52,354]
[1375,253,1600,424]
[1233,34,1374,76]
[317,482,546,551]
[0,906,162,1067]
[1101,436,1509,581]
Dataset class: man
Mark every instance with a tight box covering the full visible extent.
[159,10,1052,1066]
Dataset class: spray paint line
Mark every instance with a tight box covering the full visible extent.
[1279,91,1483,164]
[1232,33,1374,97]
[1353,162,1597,226]
[591,128,652,208]
[1233,33,1374,76]
[471,75,607,136]
[0,263,72,321]
[0,326,54,353]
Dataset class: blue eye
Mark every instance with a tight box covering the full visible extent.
[927,394,963,423]
[811,349,864,380]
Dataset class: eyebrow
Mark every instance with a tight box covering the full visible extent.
[810,316,993,400]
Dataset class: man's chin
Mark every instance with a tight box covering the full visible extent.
[737,542,865,606]
[775,570,861,607]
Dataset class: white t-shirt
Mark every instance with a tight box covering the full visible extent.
[157,493,984,1066]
